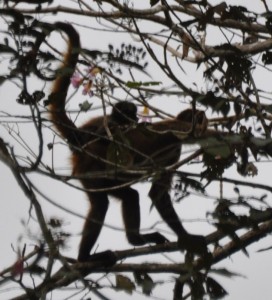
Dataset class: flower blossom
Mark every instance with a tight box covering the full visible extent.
[83,81,94,97]
[70,71,83,88]
[70,67,101,97]
[140,106,152,123]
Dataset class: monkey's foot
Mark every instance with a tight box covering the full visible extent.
[128,232,169,246]
[143,232,169,244]
[178,234,208,256]
[79,250,117,266]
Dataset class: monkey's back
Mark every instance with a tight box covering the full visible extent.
[71,122,181,190]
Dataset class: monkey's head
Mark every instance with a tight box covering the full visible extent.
[111,102,138,125]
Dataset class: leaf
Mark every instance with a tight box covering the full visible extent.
[0,43,17,55]
[249,208,272,221]
[133,273,155,296]
[233,186,240,194]
[250,137,272,148]
[150,0,160,6]
[79,100,92,112]
[210,267,245,278]
[175,175,206,197]
[214,99,231,116]
[257,245,272,252]
[213,2,228,15]
[262,51,272,65]
[32,91,45,103]
[195,91,230,116]
[206,277,228,299]
[199,137,232,158]
[115,275,136,295]
[191,275,205,299]
[126,81,162,88]
[0,76,6,86]
[81,48,103,59]
[140,274,155,295]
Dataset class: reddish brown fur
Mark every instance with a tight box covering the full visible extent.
[48,23,80,144]
[47,23,208,262]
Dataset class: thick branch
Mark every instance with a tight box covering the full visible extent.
[11,218,272,300]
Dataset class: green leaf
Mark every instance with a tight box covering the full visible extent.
[249,208,272,220]
[195,92,230,116]
[250,137,272,147]
[115,275,136,295]
[175,175,206,196]
[126,81,161,88]
[133,272,155,296]
[199,137,232,158]
[79,100,92,112]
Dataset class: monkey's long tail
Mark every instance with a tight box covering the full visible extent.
[33,22,81,144]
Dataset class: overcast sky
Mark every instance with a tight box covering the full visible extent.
[1,1,272,299]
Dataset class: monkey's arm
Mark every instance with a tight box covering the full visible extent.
[147,116,272,167]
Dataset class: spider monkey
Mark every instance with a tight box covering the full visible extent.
[44,22,208,262]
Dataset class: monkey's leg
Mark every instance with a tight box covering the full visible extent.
[149,176,208,255]
[111,187,168,245]
[78,193,109,262]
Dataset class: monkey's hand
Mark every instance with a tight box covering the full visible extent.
[178,233,208,256]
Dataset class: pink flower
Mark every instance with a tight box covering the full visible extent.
[70,66,101,97]
[87,66,101,79]
[82,81,94,97]
[11,258,24,277]
[70,72,83,88]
